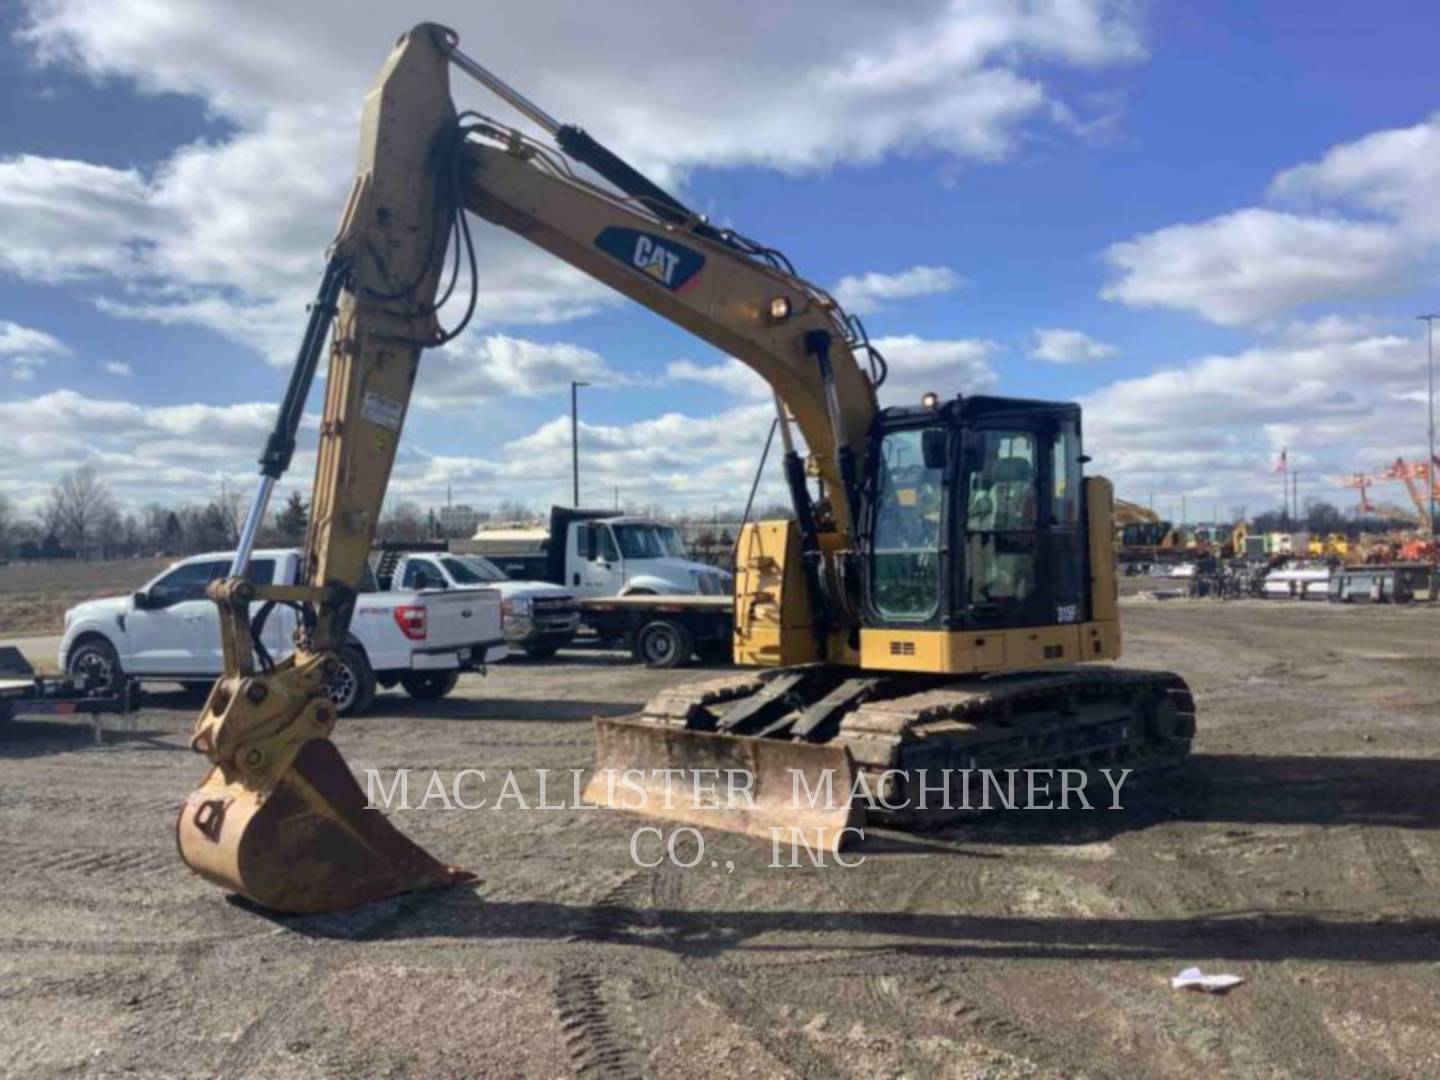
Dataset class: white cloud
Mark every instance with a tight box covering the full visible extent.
[667,334,1000,411]
[0,390,286,510]
[1081,321,1432,509]
[1271,113,1440,236]
[499,403,782,509]
[0,318,69,381]
[1100,209,1421,327]
[103,360,131,376]
[1028,326,1116,363]
[0,319,69,357]
[5,1,1145,361]
[831,265,962,315]
[666,358,771,401]
[414,334,620,410]
[0,155,156,282]
[20,1,1145,173]
[871,334,1001,405]
[1101,113,1440,327]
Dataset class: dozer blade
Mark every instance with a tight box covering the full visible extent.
[585,717,863,852]
[176,738,470,915]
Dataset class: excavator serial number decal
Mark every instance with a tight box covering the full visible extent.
[595,226,705,291]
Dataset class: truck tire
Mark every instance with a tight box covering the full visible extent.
[399,671,460,701]
[66,635,123,694]
[522,642,560,660]
[635,619,694,669]
[325,645,376,717]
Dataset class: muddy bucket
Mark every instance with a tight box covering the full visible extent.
[177,737,470,914]
[584,717,864,852]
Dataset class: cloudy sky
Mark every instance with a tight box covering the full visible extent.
[1,0,1437,524]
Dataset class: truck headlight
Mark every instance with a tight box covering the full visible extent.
[501,597,532,619]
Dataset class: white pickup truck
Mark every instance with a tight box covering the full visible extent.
[378,549,579,659]
[58,548,505,715]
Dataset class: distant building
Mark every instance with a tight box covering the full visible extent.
[436,503,482,538]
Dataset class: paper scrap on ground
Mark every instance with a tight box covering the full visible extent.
[1171,967,1244,993]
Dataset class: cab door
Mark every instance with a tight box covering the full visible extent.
[959,427,1046,630]
[573,523,624,597]
[959,417,1086,632]
[127,558,228,674]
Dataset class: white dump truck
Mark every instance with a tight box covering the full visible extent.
[468,508,733,667]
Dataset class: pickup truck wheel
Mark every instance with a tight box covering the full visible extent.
[325,646,376,717]
[67,636,123,693]
[636,619,693,669]
[399,671,459,701]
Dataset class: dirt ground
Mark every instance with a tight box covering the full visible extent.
[0,558,169,636]
[3,595,1440,1078]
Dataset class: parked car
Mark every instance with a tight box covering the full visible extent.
[58,548,504,715]
[379,549,579,659]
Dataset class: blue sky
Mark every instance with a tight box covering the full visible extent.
[1,1,1438,524]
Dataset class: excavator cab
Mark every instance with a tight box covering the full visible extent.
[865,397,1087,638]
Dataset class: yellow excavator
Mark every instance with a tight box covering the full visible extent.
[177,24,1196,913]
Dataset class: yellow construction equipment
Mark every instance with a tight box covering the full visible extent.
[177,24,1195,913]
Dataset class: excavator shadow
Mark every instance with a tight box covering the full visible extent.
[0,716,187,757]
[269,885,1440,966]
[916,751,1440,847]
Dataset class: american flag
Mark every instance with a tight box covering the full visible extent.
[1274,448,1287,474]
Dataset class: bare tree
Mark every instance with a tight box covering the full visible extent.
[377,501,428,542]
[215,482,245,545]
[45,465,117,558]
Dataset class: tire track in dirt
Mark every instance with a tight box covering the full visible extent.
[552,966,643,1078]
[878,970,1071,1073]
[208,899,416,1080]
[1361,828,1426,903]
[0,840,174,876]
[551,857,673,1077]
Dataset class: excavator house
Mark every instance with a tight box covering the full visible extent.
[176,24,1196,913]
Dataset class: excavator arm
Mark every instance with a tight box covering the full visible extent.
[178,23,883,912]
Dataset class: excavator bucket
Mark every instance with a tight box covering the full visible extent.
[177,738,470,915]
[584,717,863,852]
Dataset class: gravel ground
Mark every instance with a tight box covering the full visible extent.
[3,597,1440,1078]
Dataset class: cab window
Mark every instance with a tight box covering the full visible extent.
[870,427,945,621]
[401,560,448,590]
[148,560,227,607]
[242,559,275,586]
[600,526,621,563]
[964,431,1038,612]
[1052,423,1081,526]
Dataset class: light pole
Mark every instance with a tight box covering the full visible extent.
[570,380,589,507]
[1420,315,1439,541]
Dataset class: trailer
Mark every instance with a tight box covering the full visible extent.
[0,646,141,736]
[578,595,733,668]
